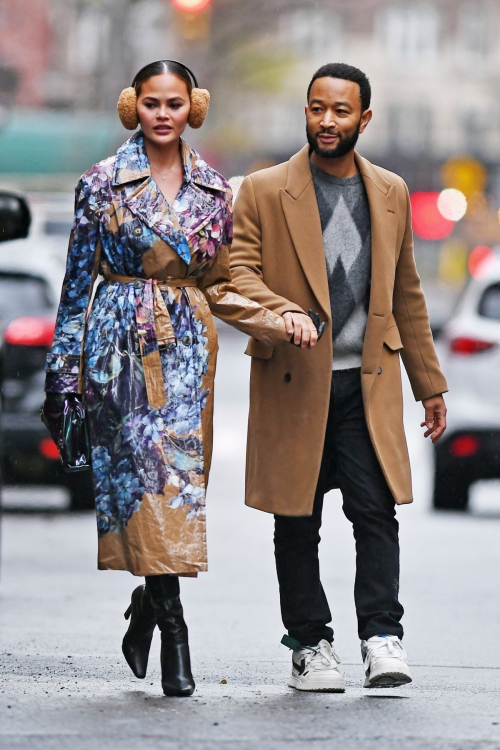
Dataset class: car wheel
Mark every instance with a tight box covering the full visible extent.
[432,467,470,511]
[66,471,94,511]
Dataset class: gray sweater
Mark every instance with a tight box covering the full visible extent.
[311,162,371,370]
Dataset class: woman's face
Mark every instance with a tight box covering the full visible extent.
[136,72,191,147]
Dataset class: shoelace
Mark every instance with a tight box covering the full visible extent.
[305,641,341,669]
[363,636,406,665]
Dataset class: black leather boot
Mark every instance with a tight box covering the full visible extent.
[122,585,156,679]
[146,577,195,697]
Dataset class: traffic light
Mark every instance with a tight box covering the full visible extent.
[171,0,212,39]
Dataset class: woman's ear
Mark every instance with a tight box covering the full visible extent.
[188,88,210,129]
[117,87,139,130]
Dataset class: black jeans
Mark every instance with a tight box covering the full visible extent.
[274,368,404,645]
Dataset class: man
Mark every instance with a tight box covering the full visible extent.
[230,63,447,691]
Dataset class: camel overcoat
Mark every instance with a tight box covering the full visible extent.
[230,146,448,516]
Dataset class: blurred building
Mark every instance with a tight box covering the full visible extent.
[203,0,500,188]
[1,0,500,301]
[0,0,499,180]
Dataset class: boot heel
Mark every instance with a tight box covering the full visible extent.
[124,604,132,620]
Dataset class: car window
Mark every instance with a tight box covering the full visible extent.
[0,273,54,325]
[43,218,73,238]
[478,282,500,321]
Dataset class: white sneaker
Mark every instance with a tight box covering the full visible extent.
[287,639,346,693]
[361,635,412,688]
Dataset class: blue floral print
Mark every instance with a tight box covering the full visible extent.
[45,132,287,576]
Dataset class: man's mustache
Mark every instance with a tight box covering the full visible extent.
[315,129,341,138]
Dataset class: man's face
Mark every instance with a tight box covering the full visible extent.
[305,77,372,159]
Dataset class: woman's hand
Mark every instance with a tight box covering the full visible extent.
[283,311,319,349]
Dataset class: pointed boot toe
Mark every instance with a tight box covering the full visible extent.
[160,635,195,697]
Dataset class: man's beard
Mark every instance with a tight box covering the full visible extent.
[307,122,361,159]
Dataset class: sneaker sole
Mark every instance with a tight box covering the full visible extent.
[364,672,412,689]
[288,676,345,693]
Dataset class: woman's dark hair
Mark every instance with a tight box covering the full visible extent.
[307,63,371,112]
[133,60,193,97]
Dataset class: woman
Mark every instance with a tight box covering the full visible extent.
[43,60,310,697]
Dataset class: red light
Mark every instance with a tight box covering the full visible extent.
[410,192,455,240]
[4,316,55,347]
[468,245,494,278]
[450,336,497,355]
[449,435,480,458]
[171,0,211,10]
[39,438,60,460]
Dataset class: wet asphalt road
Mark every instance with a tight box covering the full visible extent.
[1,330,499,750]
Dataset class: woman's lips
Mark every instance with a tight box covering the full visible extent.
[153,126,172,134]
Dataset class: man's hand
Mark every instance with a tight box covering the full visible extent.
[283,312,318,349]
[421,394,447,443]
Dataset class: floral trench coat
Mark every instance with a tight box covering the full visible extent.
[45,132,289,576]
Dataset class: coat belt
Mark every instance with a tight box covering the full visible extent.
[102,261,198,410]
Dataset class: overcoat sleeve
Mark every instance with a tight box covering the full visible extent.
[199,190,290,346]
[393,182,448,401]
[229,176,306,317]
[45,176,101,394]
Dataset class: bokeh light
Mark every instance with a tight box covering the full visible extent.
[468,245,494,278]
[171,0,212,10]
[437,188,467,222]
[442,157,487,197]
[410,192,454,240]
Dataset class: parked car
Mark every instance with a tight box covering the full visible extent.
[0,193,94,510]
[433,255,500,510]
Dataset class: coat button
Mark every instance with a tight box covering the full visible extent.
[284,373,292,383]
[378,367,382,374]
[133,226,142,236]
[133,280,143,288]
[181,334,191,346]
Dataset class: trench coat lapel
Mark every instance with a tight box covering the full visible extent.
[280,145,331,321]
[355,152,399,388]
[112,134,229,266]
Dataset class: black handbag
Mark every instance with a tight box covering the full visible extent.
[41,394,91,473]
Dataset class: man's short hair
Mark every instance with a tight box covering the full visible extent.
[307,63,371,112]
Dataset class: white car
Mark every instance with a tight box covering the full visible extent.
[434,255,500,510]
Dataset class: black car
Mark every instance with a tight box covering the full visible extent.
[0,193,93,510]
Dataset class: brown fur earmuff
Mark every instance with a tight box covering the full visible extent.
[188,88,210,129]
[117,87,140,130]
[117,86,210,130]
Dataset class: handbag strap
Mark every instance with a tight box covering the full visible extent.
[77,237,102,393]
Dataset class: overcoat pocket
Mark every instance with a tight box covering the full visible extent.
[245,337,274,360]
[383,325,404,351]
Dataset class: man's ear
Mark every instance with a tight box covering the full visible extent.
[359,109,372,133]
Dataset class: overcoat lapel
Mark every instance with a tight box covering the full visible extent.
[355,153,399,388]
[280,146,331,321]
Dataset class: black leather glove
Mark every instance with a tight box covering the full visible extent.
[41,392,77,449]
[307,309,326,341]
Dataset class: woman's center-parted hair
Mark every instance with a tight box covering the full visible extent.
[134,60,193,97]
[307,63,371,112]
